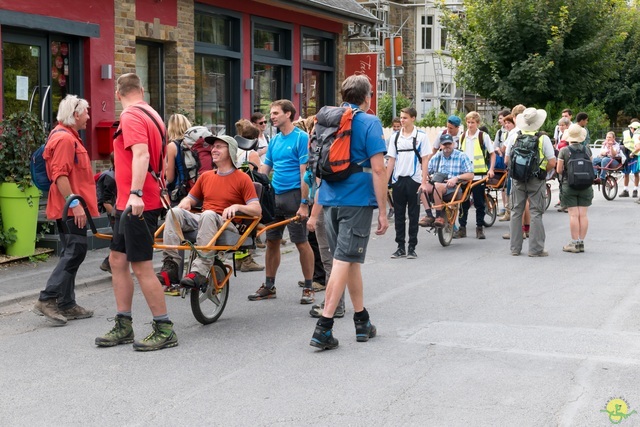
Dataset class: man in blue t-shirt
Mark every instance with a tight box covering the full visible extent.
[249,99,316,305]
[309,75,389,351]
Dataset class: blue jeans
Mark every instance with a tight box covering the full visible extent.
[592,157,619,179]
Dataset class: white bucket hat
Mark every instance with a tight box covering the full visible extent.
[563,123,587,143]
[515,108,547,132]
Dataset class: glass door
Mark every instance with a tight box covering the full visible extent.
[2,31,78,131]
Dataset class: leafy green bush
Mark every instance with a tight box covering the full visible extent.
[378,93,411,127]
[0,207,17,254]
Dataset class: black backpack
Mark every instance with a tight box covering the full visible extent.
[565,145,595,190]
[509,131,544,182]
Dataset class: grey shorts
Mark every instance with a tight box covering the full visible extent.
[266,189,308,243]
[323,206,373,264]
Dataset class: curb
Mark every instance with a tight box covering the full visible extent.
[0,274,112,310]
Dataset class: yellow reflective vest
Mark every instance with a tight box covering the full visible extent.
[460,131,488,174]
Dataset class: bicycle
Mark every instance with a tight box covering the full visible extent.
[483,169,508,227]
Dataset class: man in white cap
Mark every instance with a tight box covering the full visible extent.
[505,108,556,257]
[620,120,640,198]
[156,135,261,290]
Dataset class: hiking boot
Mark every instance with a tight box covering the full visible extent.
[95,315,134,347]
[523,231,529,239]
[59,305,93,320]
[498,210,510,221]
[248,285,276,301]
[300,288,315,304]
[310,325,339,350]
[312,282,326,292]
[156,259,180,288]
[391,247,406,258]
[528,251,549,257]
[502,233,510,240]
[180,271,208,289]
[132,320,178,352]
[433,217,445,227]
[310,304,345,318]
[406,247,417,259]
[453,226,466,239]
[240,257,265,272]
[100,256,111,274]
[634,190,638,198]
[418,215,435,227]
[387,208,394,219]
[619,190,630,197]
[33,299,67,326]
[354,318,377,342]
[562,242,580,253]
[578,242,585,252]
[476,227,485,240]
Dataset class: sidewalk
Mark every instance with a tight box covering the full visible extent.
[0,247,163,309]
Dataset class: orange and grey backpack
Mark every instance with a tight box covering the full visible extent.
[312,104,363,182]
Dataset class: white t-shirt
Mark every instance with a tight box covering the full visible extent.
[386,127,431,183]
[257,134,269,163]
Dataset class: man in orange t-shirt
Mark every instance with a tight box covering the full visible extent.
[157,135,261,290]
[34,94,98,326]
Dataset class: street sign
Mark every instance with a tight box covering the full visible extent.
[384,36,403,67]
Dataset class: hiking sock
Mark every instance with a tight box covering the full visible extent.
[153,313,170,322]
[117,311,132,319]
[317,316,334,329]
[304,279,313,290]
[265,276,276,289]
[436,210,444,218]
[354,308,370,322]
[425,209,434,218]
[522,224,530,233]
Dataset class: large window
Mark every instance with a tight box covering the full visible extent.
[252,20,292,115]
[195,6,241,135]
[421,15,433,50]
[301,30,334,118]
[136,42,164,117]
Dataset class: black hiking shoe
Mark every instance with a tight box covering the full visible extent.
[310,325,339,350]
[157,259,180,288]
[354,319,377,342]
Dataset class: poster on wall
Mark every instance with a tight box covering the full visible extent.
[344,53,379,115]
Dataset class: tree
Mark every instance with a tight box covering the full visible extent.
[597,13,640,125]
[439,0,631,108]
[377,93,411,127]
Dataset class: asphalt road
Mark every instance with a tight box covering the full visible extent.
[1,185,639,426]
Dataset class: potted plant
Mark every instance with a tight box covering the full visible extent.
[0,111,46,257]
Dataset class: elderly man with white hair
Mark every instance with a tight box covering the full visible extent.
[504,107,556,257]
[34,94,98,326]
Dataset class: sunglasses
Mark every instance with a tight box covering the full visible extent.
[258,120,267,125]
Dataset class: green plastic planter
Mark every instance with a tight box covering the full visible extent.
[0,183,40,257]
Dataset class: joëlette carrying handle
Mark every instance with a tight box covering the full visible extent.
[256,216,302,237]
[118,205,153,239]
[61,194,97,235]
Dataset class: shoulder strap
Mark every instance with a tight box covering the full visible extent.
[393,131,400,156]
[133,105,166,176]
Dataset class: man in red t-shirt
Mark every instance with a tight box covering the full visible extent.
[157,135,261,289]
[95,73,175,352]
[34,94,98,326]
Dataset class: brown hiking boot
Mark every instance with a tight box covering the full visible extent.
[33,299,67,326]
[476,227,485,239]
[418,215,435,227]
[453,226,466,239]
[59,305,94,320]
[240,256,265,272]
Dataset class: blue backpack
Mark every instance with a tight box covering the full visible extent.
[30,128,73,192]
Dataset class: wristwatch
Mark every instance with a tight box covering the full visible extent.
[300,198,309,205]
[130,189,143,197]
